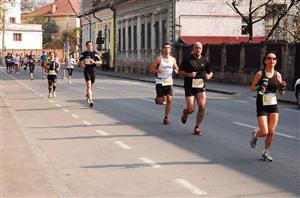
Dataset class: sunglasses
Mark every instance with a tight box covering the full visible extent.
[266,57,277,60]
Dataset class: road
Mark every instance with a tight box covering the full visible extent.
[1,66,299,197]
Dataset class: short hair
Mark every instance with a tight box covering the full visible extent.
[86,41,92,46]
[162,42,171,49]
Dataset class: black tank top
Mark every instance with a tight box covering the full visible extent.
[258,70,278,94]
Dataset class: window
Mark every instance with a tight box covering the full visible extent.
[141,23,145,50]
[128,26,132,50]
[13,33,22,41]
[133,25,137,50]
[118,28,121,52]
[122,28,125,51]
[10,17,16,23]
[154,22,159,50]
[147,22,151,50]
[162,20,167,43]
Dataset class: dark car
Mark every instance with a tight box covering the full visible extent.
[295,78,300,108]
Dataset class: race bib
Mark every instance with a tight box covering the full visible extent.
[84,58,94,65]
[162,78,173,86]
[263,93,277,106]
[192,79,204,88]
[48,70,57,75]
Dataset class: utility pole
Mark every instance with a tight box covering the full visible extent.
[1,1,6,66]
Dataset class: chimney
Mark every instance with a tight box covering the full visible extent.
[51,4,57,14]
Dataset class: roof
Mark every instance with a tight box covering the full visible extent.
[22,0,80,18]
[179,36,266,45]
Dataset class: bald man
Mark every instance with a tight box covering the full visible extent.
[178,42,213,135]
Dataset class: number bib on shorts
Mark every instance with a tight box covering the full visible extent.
[162,77,173,86]
[263,93,277,106]
[48,70,57,75]
[84,58,94,65]
[192,79,204,88]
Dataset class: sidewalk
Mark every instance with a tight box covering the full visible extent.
[96,70,296,105]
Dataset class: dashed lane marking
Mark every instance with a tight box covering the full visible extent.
[49,100,54,103]
[82,120,92,126]
[96,129,109,136]
[232,121,300,140]
[114,141,131,150]
[71,114,79,119]
[174,179,208,196]
[55,104,62,107]
[62,108,70,112]
[139,157,161,168]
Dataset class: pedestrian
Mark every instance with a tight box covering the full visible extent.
[28,51,37,80]
[5,53,14,74]
[79,41,102,107]
[14,53,20,74]
[66,53,76,84]
[178,42,213,135]
[150,42,179,125]
[45,51,60,98]
[40,51,48,79]
[249,51,286,162]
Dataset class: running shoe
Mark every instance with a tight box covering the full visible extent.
[53,92,56,98]
[194,126,201,135]
[262,152,273,162]
[48,93,52,98]
[86,94,91,104]
[250,130,258,148]
[163,117,169,125]
[181,110,188,124]
[89,101,94,108]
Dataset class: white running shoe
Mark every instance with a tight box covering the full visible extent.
[53,92,56,98]
[48,93,52,98]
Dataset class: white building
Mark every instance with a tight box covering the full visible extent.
[0,0,43,51]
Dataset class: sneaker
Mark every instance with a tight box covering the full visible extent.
[48,93,52,98]
[181,110,188,124]
[86,94,91,104]
[194,126,201,135]
[89,101,94,108]
[250,130,258,148]
[163,117,169,125]
[69,79,72,84]
[262,152,273,162]
[53,92,56,98]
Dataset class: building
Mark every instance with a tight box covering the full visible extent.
[21,0,80,37]
[0,0,42,53]
[81,0,296,74]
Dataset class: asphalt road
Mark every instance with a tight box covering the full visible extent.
[1,66,299,197]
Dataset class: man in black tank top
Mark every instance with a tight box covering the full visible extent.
[249,51,286,162]
[79,41,102,107]
[178,42,213,135]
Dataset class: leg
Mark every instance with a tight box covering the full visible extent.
[86,80,92,101]
[256,116,268,138]
[181,96,195,124]
[195,92,206,127]
[164,94,172,118]
[265,113,278,150]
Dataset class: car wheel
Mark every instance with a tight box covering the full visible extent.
[297,89,300,108]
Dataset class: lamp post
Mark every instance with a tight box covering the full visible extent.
[1,2,5,66]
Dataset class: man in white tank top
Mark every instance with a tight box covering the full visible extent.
[150,42,179,125]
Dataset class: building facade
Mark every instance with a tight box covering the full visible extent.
[0,0,42,51]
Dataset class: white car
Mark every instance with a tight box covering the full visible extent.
[295,78,300,108]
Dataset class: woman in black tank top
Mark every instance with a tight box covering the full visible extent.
[249,51,286,162]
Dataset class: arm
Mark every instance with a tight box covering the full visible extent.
[249,71,262,92]
[276,72,286,96]
[149,57,161,75]
[172,58,179,74]
[205,71,213,80]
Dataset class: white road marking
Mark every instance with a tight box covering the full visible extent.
[140,97,154,103]
[62,108,70,112]
[174,179,208,196]
[139,157,161,168]
[35,91,39,94]
[55,104,62,107]
[235,99,248,104]
[82,120,92,126]
[97,87,110,91]
[96,129,109,136]
[71,114,79,119]
[114,141,131,150]
[49,100,54,103]
[282,108,300,113]
[39,94,44,97]
[232,122,300,140]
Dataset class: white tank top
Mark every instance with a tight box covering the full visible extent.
[155,55,174,84]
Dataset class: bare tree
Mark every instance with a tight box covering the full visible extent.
[227,0,299,42]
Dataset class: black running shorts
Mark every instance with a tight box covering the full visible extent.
[156,84,173,97]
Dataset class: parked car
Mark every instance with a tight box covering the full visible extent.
[295,78,300,108]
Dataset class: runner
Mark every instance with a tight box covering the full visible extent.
[66,54,76,84]
[45,51,60,98]
[40,51,48,79]
[28,51,37,80]
[249,51,286,162]
[14,54,20,74]
[150,42,179,125]
[79,41,102,107]
[178,42,213,135]
[5,53,14,74]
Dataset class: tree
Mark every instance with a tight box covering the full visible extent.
[227,0,300,42]
[61,28,80,52]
